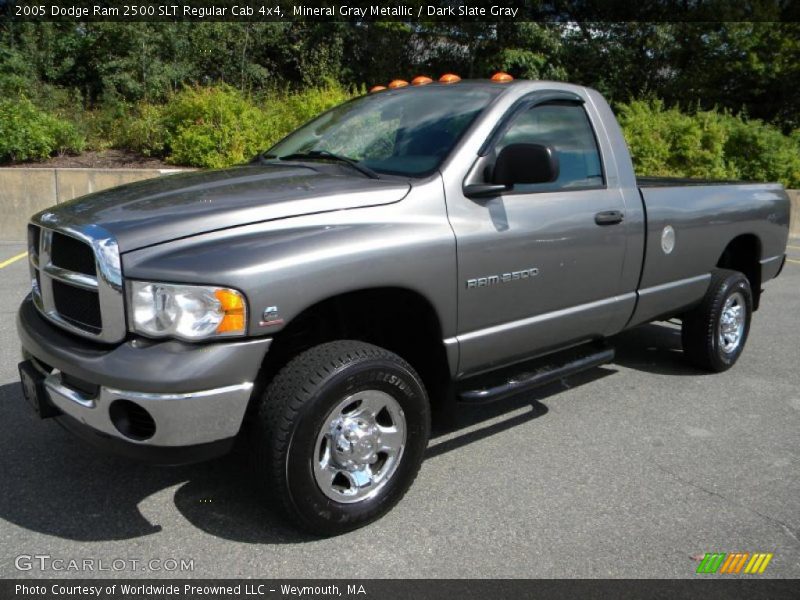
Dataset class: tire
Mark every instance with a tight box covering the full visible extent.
[253,340,430,535]
[681,269,752,372]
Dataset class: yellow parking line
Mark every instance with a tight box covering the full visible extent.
[0,251,28,269]
[786,258,800,265]
[787,245,800,250]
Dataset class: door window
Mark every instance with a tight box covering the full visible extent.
[495,102,604,191]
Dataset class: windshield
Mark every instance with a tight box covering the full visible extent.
[265,86,502,177]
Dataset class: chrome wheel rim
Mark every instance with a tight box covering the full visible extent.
[313,390,406,504]
[718,291,746,354]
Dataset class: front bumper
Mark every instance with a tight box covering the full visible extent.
[17,296,271,461]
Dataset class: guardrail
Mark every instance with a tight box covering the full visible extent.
[0,168,798,241]
[789,189,799,239]
[0,167,187,241]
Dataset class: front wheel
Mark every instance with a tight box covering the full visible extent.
[253,340,430,535]
[681,269,753,372]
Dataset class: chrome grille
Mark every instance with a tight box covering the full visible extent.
[52,279,102,332]
[51,231,97,276]
[29,214,126,343]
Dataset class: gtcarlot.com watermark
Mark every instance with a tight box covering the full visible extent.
[15,554,194,573]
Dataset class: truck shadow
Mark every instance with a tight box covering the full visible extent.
[424,367,615,460]
[0,324,687,547]
[172,368,614,543]
[0,372,595,546]
[0,381,309,546]
[610,321,701,376]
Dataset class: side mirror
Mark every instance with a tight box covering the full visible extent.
[492,143,559,186]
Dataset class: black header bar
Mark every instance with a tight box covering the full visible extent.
[3,579,800,600]
[1,0,798,23]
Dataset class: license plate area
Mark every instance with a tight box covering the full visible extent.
[18,360,61,419]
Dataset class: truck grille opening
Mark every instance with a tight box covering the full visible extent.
[27,223,125,343]
[52,280,102,333]
[51,232,97,276]
[109,400,156,441]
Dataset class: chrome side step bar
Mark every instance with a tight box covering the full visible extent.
[458,345,615,404]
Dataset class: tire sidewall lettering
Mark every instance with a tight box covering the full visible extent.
[713,279,751,366]
[286,360,428,528]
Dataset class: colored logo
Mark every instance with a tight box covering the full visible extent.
[696,552,773,574]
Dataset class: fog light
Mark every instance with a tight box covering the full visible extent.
[109,400,156,441]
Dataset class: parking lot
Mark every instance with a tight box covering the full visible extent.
[0,239,798,579]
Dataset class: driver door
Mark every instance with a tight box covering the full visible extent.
[448,97,630,375]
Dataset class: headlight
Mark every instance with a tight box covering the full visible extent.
[128,281,247,340]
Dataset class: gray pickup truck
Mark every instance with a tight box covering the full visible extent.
[16,79,790,534]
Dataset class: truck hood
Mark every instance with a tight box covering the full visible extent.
[39,165,411,252]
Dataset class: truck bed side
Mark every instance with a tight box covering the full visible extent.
[627,182,790,327]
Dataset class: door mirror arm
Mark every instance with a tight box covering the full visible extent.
[463,183,510,199]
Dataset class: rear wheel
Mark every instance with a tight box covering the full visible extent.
[253,340,429,535]
[681,269,752,372]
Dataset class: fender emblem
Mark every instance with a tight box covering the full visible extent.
[466,267,539,289]
[259,306,284,327]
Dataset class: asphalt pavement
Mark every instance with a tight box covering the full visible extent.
[0,240,798,579]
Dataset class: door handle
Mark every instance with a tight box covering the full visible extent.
[595,210,624,225]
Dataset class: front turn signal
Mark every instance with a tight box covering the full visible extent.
[215,289,246,334]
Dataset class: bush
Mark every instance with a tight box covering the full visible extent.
[113,101,167,157]
[724,118,800,189]
[111,81,358,168]
[268,81,358,135]
[618,99,800,187]
[14,81,795,184]
[617,100,737,180]
[158,85,271,168]
[0,97,85,162]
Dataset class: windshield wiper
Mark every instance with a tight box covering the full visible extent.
[279,150,380,179]
[251,152,278,165]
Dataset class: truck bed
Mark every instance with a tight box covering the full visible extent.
[626,180,790,328]
[636,176,744,187]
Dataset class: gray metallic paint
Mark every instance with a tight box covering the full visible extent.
[38,164,411,252]
[626,183,790,327]
[760,255,784,281]
[122,177,459,349]
[20,80,792,391]
[442,84,647,374]
[18,298,271,394]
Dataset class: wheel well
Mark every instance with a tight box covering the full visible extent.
[717,234,762,310]
[253,288,452,414]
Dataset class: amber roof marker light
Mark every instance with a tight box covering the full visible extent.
[388,79,409,89]
[439,73,461,84]
[491,72,514,83]
[369,85,387,93]
[411,76,433,86]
